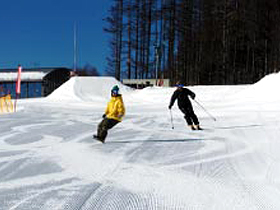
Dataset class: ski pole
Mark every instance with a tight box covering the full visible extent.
[193,99,217,121]
[169,109,174,129]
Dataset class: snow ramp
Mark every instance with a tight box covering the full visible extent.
[228,72,280,102]
[47,76,131,103]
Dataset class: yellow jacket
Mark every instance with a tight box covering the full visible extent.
[105,95,125,121]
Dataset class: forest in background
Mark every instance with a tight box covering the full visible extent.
[104,0,280,85]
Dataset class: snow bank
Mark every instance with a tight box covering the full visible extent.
[244,72,280,99]
[46,72,280,109]
[124,86,174,105]
[47,76,131,103]
[229,72,280,103]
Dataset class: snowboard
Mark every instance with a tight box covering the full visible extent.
[93,135,105,143]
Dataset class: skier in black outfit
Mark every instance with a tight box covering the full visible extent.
[168,83,201,130]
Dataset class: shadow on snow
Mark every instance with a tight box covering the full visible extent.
[107,139,206,144]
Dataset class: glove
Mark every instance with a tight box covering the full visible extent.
[102,114,106,119]
[168,105,172,109]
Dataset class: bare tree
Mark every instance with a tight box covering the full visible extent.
[104,0,280,85]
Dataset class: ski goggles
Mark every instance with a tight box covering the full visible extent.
[111,90,119,95]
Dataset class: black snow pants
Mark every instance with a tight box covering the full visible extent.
[97,118,120,141]
[180,105,199,126]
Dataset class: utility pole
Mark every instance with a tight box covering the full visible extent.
[154,43,162,86]
[73,21,77,72]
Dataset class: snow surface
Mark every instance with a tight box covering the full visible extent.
[1,74,280,209]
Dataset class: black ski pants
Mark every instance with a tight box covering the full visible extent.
[180,105,199,126]
[97,118,120,141]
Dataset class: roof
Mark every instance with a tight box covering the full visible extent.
[0,67,71,82]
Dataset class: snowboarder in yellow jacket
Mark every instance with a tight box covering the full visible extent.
[93,85,125,143]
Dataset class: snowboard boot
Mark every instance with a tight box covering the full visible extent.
[93,135,105,143]
[189,125,196,130]
[194,125,202,130]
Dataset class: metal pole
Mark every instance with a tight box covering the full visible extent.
[156,47,159,85]
[193,99,217,121]
[74,21,77,72]
[14,93,19,112]
[170,109,174,129]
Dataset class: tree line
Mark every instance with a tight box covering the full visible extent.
[104,0,280,85]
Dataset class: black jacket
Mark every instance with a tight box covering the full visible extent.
[169,88,195,109]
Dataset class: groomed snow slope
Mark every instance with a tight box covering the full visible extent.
[0,74,280,210]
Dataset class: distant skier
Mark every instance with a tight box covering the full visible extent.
[168,82,201,130]
[93,85,125,143]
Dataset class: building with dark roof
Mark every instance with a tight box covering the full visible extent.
[122,79,170,88]
[0,67,71,98]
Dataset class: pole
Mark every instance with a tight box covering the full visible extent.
[154,45,159,86]
[193,99,217,121]
[15,65,22,112]
[74,21,77,72]
[170,109,174,129]
[155,48,158,84]
[14,94,19,112]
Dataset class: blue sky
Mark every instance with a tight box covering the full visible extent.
[0,0,112,75]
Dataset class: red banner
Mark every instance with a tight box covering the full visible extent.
[16,65,22,94]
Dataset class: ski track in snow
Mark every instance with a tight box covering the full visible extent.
[1,76,280,209]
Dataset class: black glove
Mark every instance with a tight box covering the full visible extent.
[102,114,106,119]
[168,105,172,109]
